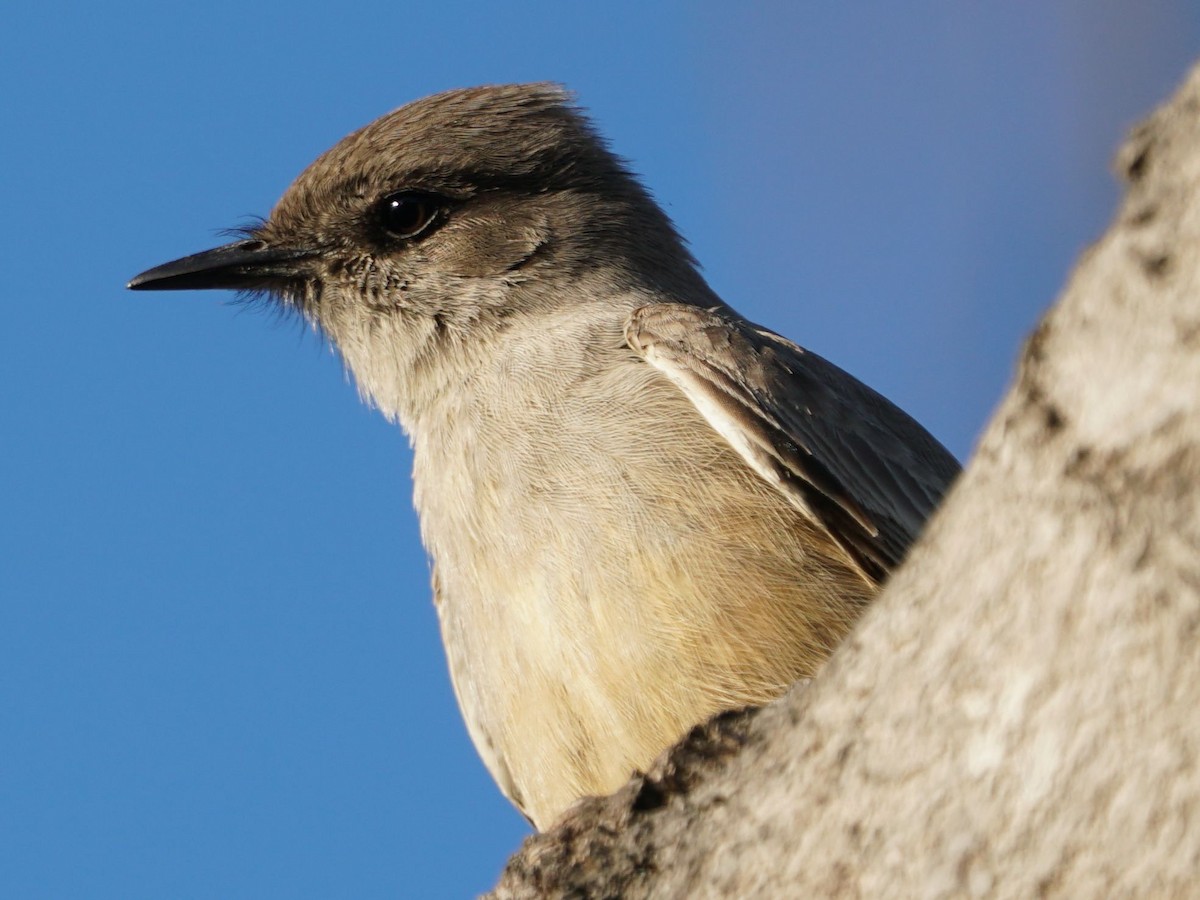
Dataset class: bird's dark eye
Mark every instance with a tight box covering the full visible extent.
[378,191,442,240]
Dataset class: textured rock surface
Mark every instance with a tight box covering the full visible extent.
[489,61,1200,900]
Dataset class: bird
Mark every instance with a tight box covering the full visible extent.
[128,83,960,830]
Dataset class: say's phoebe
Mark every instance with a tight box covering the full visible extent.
[129,84,960,829]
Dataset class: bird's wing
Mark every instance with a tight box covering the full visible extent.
[625,303,960,583]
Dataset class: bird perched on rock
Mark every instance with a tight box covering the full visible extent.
[128,83,960,829]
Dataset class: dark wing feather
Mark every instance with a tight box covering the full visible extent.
[625,303,961,583]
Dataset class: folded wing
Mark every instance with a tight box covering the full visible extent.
[625,303,961,584]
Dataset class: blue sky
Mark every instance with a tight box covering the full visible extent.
[4,3,1198,897]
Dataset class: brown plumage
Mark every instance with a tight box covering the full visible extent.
[129,83,960,829]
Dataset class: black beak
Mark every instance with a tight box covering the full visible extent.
[127,239,318,292]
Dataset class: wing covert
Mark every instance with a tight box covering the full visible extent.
[625,303,960,583]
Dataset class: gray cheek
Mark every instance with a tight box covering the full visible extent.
[319,257,413,310]
[426,214,551,277]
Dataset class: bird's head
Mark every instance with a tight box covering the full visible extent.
[129,84,704,362]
